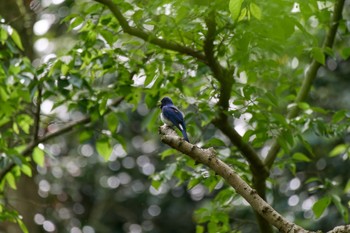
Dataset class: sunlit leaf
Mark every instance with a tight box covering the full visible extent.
[0,27,8,43]
[10,28,24,51]
[292,152,311,162]
[329,144,347,157]
[21,164,32,177]
[250,3,262,20]
[208,222,217,233]
[196,225,204,233]
[96,137,113,160]
[17,218,29,233]
[312,196,331,218]
[151,179,161,190]
[297,102,310,110]
[229,0,244,21]
[33,147,45,167]
[69,16,84,31]
[6,173,17,190]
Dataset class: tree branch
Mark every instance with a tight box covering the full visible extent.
[204,11,271,233]
[159,126,350,233]
[94,0,207,64]
[0,97,124,181]
[212,117,268,178]
[203,11,262,171]
[264,0,345,168]
[32,82,42,142]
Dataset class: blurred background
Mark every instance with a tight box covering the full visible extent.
[0,0,350,233]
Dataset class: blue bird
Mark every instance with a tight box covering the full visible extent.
[160,97,189,142]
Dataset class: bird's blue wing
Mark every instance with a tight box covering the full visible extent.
[162,105,189,142]
[162,106,184,126]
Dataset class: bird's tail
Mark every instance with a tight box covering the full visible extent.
[181,128,189,142]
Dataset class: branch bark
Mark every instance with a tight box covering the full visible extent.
[159,126,350,233]
[264,0,346,168]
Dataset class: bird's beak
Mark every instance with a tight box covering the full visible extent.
[157,101,162,108]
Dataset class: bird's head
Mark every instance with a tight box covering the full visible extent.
[159,97,173,108]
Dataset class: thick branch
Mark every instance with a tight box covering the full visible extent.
[327,225,350,233]
[94,0,207,64]
[264,0,345,168]
[159,126,306,233]
[204,12,222,81]
[203,12,264,176]
[0,97,124,181]
[204,13,271,232]
[212,117,268,178]
[159,126,350,233]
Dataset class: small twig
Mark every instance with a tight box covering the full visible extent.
[32,82,42,142]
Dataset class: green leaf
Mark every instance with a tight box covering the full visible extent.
[204,138,226,147]
[238,7,247,21]
[61,63,69,76]
[250,3,262,20]
[312,196,331,218]
[329,144,347,157]
[96,137,113,160]
[208,222,217,233]
[229,0,244,21]
[196,225,204,233]
[69,16,84,31]
[106,114,119,132]
[99,29,115,46]
[332,110,347,123]
[160,148,177,159]
[21,164,32,177]
[297,102,310,110]
[292,152,311,162]
[6,173,17,189]
[311,47,325,65]
[188,178,201,190]
[17,218,29,233]
[151,179,161,190]
[17,114,33,134]
[332,194,349,223]
[33,147,45,167]
[345,180,350,193]
[79,130,93,142]
[340,47,350,60]
[10,28,24,50]
[0,27,8,43]
[13,122,19,134]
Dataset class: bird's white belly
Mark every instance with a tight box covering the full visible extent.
[161,113,173,126]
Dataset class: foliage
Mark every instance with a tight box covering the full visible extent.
[0,0,350,232]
